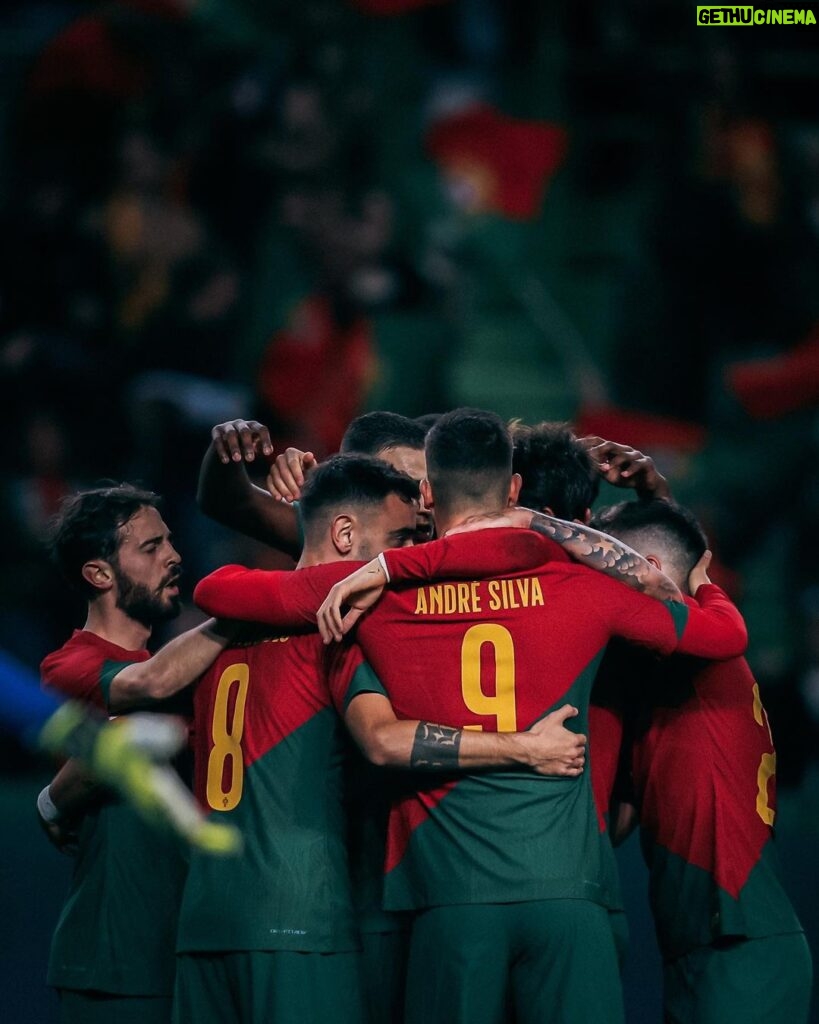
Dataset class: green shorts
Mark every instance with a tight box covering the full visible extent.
[360,928,411,1024]
[405,899,623,1024]
[58,990,172,1024]
[664,932,813,1024]
[173,950,364,1024]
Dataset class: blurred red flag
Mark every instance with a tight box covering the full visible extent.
[426,104,567,220]
[576,405,707,453]
[726,325,819,420]
[257,296,376,457]
[29,2,187,99]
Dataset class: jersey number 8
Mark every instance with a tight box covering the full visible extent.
[206,663,250,812]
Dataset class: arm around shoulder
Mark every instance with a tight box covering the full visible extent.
[108,618,237,711]
[344,693,586,776]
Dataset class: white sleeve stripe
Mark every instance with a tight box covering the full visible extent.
[377,552,390,583]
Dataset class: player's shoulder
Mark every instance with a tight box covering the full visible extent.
[529,559,609,586]
[42,630,148,682]
[41,630,107,676]
[221,629,323,662]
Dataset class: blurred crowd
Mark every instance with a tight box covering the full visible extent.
[0,0,817,777]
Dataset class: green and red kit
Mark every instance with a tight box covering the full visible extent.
[41,632,187,998]
[176,631,359,954]
[195,529,747,914]
[617,650,803,960]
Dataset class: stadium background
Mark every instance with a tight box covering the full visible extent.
[0,1,817,1020]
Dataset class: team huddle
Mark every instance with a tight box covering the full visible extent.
[37,409,812,1024]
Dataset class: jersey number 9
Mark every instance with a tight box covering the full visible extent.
[461,623,517,732]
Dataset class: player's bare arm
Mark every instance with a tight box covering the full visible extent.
[197,418,302,557]
[525,510,681,601]
[317,558,389,642]
[447,508,682,603]
[580,435,672,500]
[108,618,238,712]
[689,550,713,591]
[346,692,586,776]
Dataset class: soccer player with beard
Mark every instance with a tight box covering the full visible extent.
[196,412,431,1020]
[40,485,236,1024]
[176,455,582,1024]
[196,410,749,1024]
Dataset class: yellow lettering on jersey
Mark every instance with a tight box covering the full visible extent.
[414,589,427,615]
[430,585,444,615]
[752,683,764,727]
[752,682,773,742]
[483,577,544,611]
[756,752,776,826]
[206,663,250,812]
[461,623,517,731]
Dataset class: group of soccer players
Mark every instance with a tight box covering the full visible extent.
[37,408,812,1024]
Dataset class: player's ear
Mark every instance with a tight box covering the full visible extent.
[82,559,114,594]
[507,473,522,506]
[330,514,354,556]
[420,479,434,509]
[645,554,663,572]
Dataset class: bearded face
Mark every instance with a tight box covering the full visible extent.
[108,507,183,627]
[113,560,182,627]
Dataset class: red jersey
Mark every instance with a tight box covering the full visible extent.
[177,632,358,954]
[39,631,186,995]
[194,529,747,913]
[41,629,150,711]
[620,651,803,959]
[344,543,744,912]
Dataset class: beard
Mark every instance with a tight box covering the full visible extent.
[113,565,182,628]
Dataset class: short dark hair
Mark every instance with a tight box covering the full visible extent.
[591,499,708,582]
[512,422,599,521]
[414,413,443,432]
[340,412,426,456]
[49,484,161,596]
[299,454,419,538]
[426,408,512,510]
